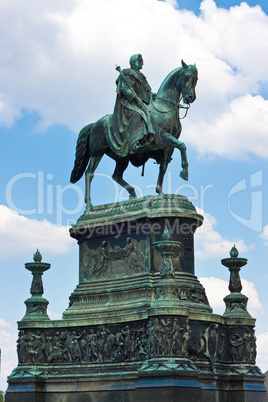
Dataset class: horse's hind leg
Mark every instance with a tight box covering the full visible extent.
[85,156,102,210]
[112,159,137,199]
[156,163,167,195]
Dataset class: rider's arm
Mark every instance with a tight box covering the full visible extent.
[120,77,136,103]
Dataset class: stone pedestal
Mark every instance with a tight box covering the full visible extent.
[5,195,267,401]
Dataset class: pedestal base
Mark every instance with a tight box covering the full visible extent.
[6,369,267,402]
[5,196,267,401]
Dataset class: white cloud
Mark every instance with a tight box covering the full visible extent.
[200,276,264,317]
[186,94,268,159]
[0,318,11,328]
[261,225,268,245]
[47,309,62,320]
[0,0,266,165]
[201,0,268,81]
[242,279,264,317]
[195,208,250,259]
[0,205,75,259]
[256,332,268,373]
[0,324,17,391]
[199,276,227,314]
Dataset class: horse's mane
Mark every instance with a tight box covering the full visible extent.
[157,64,197,94]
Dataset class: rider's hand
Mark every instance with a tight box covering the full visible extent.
[135,97,145,110]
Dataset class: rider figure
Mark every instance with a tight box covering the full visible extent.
[111,54,155,156]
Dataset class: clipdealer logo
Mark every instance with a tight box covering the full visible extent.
[4,169,263,233]
[228,170,263,232]
[5,171,84,225]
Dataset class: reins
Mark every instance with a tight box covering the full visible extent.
[152,95,191,119]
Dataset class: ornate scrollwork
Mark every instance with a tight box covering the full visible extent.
[172,286,209,305]
[77,196,196,224]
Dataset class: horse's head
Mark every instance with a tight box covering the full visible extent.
[155,60,198,107]
[179,60,198,105]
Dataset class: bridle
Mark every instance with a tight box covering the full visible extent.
[152,69,194,119]
[152,95,191,119]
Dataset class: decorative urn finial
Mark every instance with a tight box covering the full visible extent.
[230,245,239,258]
[33,249,42,262]
[221,247,251,318]
[22,251,51,321]
[162,227,172,241]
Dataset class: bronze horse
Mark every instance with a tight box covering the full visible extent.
[70,60,198,209]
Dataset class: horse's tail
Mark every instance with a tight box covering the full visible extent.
[70,124,91,183]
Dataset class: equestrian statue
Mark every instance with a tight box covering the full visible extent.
[70,54,198,209]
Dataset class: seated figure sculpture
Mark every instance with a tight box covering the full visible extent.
[112,54,155,156]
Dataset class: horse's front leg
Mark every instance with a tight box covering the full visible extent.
[161,133,188,181]
[156,150,171,195]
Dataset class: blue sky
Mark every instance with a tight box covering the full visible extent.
[1,0,268,390]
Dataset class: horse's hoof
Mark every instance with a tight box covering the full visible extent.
[129,194,137,200]
[156,186,164,196]
[180,170,188,181]
[85,202,93,212]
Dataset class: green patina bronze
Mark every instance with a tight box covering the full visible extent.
[70,55,198,209]
[153,227,182,277]
[222,246,251,319]
[22,250,50,321]
[6,195,267,401]
[6,55,267,401]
